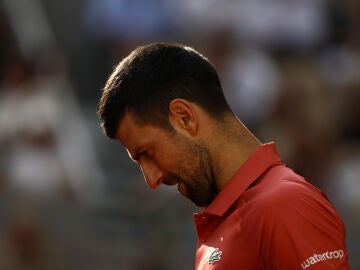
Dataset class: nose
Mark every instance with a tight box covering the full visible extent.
[139,162,163,189]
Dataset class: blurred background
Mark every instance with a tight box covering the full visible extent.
[0,0,359,269]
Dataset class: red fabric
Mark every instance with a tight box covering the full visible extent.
[194,143,350,270]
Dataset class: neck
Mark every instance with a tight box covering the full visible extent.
[208,116,261,191]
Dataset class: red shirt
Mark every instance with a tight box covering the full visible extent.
[194,143,350,270]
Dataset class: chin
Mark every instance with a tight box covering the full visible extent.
[189,193,215,207]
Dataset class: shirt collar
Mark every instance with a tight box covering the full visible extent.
[203,142,282,217]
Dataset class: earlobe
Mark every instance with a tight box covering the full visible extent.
[169,99,198,136]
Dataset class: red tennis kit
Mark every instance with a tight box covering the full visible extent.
[194,143,350,270]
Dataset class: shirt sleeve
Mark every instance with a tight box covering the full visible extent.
[255,178,350,270]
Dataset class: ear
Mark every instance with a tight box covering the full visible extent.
[168,99,198,136]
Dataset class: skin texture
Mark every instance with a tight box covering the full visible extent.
[116,99,261,207]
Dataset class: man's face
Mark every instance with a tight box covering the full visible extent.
[116,113,217,207]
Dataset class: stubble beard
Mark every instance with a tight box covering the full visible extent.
[164,134,218,207]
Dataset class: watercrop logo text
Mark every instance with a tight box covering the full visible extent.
[301,249,344,269]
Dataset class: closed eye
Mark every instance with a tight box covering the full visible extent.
[135,149,152,162]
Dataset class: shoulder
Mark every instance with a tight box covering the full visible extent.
[242,165,342,228]
[235,166,349,269]
[258,176,321,209]
[249,166,329,211]
[241,166,346,244]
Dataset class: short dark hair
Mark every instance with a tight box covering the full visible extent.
[98,42,232,138]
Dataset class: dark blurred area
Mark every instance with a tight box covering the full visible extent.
[0,0,359,269]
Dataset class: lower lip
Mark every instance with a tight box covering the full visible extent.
[177,182,188,197]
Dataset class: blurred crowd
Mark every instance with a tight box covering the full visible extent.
[0,0,359,269]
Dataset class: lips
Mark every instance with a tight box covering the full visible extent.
[163,176,189,197]
[163,177,178,186]
[177,181,189,197]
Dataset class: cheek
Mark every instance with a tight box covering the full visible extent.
[154,152,185,177]
[156,135,198,174]
[153,146,180,171]
[173,152,199,178]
